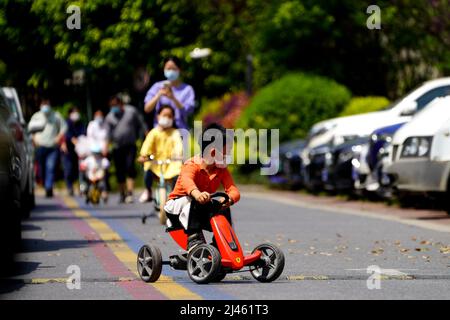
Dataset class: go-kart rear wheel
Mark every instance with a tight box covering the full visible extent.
[137,245,162,282]
[187,244,221,284]
[250,243,285,283]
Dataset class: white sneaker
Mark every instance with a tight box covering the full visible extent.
[139,190,150,203]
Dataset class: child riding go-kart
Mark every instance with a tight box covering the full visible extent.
[137,192,285,284]
[137,123,285,284]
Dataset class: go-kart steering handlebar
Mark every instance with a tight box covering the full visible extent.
[210,192,230,204]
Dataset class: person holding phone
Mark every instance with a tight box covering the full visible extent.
[143,57,196,130]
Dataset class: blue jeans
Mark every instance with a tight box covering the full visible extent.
[35,147,59,191]
[63,151,79,191]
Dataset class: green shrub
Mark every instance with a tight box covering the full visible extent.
[339,96,390,117]
[236,73,351,142]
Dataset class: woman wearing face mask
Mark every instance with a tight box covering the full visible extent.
[62,106,86,196]
[143,57,196,130]
[137,105,183,203]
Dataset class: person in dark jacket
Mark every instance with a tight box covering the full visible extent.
[62,106,86,195]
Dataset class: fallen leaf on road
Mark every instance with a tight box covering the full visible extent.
[415,248,430,252]
[319,252,333,256]
[371,248,384,255]
[440,246,450,254]
[411,237,417,241]
[394,240,401,246]
[420,240,432,245]
[400,248,410,253]
[336,233,342,238]
[288,239,297,244]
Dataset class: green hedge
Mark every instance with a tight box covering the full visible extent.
[339,96,390,117]
[236,73,351,142]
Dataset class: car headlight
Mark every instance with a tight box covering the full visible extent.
[371,133,392,143]
[400,136,432,158]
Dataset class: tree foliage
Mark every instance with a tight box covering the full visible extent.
[0,0,448,111]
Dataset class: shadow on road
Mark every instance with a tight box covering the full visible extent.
[0,260,41,296]
[19,238,118,253]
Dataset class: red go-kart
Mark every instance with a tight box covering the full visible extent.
[137,192,285,284]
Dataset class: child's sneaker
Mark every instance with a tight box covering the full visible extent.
[187,232,206,252]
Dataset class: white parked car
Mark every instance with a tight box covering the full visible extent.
[301,77,450,167]
[386,96,450,207]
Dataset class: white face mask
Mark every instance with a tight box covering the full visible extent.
[158,116,173,129]
[41,104,51,114]
[70,112,80,122]
[94,116,104,124]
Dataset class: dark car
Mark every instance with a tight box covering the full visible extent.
[1,87,35,218]
[322,136,370,192]
[301,143,331,192]
[0,88,26,269]
[268,139,306,188]
[364,122,406,196]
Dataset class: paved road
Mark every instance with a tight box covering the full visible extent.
[1,189,450,300]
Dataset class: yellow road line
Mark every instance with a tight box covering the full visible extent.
[61,196,201,300]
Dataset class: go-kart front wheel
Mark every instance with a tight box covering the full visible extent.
[137,244,162,282]
[187,244,221,284]
[250,243,285,283]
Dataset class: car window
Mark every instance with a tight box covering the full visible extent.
[415,85,450,111]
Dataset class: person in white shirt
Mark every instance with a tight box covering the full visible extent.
[86,110,109,156]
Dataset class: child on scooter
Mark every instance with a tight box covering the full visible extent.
[164,123,240,251]
[137,104,183,203]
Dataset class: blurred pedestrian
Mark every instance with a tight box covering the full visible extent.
[62,106,86,196]
[144,57,196,130]
[28,97,67,197]
[86,109,110,192]
[87,110,109,156]
[105,94,147,203]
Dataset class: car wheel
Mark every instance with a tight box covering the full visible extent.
[20,178,34,219]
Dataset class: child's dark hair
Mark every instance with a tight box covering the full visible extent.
[199,123,229,154]
[158,104,175,116]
